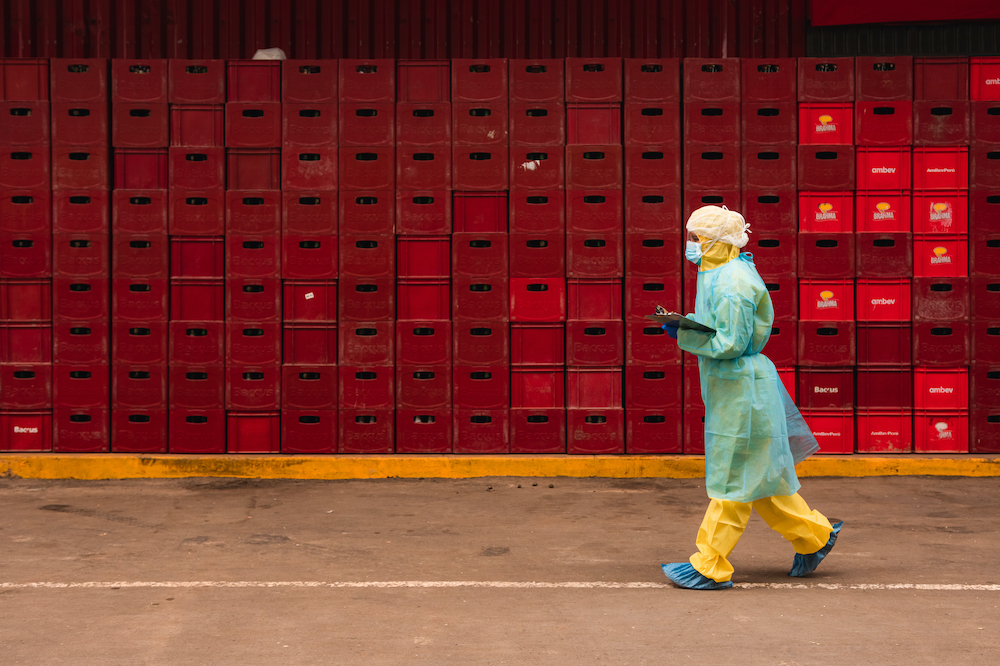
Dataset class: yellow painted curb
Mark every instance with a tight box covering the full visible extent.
[2,454,1000,480]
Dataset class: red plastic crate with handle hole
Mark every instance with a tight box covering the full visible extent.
[683,59,739,103]
[111,409,167,453]
[339,410,393,453]
[281,410,337,454]
[453,321,508,366]
[510,323,564,365]
[566,408,625,454]
[395,409,452,454]
[913,101,971,146]
[510,408,565,453]
[397,365,452,410]
[451,59,506,103]
[113,190,167,235]
[454,409,509,454]
[168,409,225,453]
[282,103,337,147]
[1,190,51,234]
[168,60,225,104]
[509,60,564,103]
[53,408,109,453]
[742,102,797,145]
[741,59,796,102]
[168,364,225,409]
[283,60,337,104]
[798,58,854,102]
[50,59,107,103]
[225,366,280,410]
[112,59,167,103]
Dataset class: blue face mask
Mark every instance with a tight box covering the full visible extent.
[685,241,703,266]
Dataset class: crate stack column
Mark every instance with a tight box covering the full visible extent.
[970,57,1000,452]
[224,59,283,454]
[278,59,339,454]
[0,58,53,452]
[564,58,625,454]
[337,60,396,454]
[621,58,683,454]
[508,59,567,453]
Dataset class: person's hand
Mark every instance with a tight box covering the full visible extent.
[661,323,678,339]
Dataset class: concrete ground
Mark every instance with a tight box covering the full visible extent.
[1,475,998,665]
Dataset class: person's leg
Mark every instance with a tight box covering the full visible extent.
[752,493,833,554]
[688,498,754,582]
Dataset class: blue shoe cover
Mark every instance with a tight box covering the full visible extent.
[788,521,843,577]
[661,562,733,590]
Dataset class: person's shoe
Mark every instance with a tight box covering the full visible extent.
[788,521,843,577]
[661,562,733,590]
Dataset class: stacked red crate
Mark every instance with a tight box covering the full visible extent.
[0,59,54,451]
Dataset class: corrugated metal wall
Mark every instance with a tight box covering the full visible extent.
[0,0,808,59]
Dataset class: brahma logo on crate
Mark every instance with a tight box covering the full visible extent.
[932,419,956,441]
[816,289,839,310]
[928,202,954,227]
[813,201,838,222]
[873,201,896,222]
[929,245,954,266]
[814,114,838,135]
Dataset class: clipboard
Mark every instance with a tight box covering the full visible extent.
[644,311,716,333]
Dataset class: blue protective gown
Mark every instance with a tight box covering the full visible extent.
[677,253,819,503]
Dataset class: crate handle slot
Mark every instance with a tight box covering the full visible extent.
[701,195,724,204]
[526,108,548,117]
[412,109,435,117]
[9,108,31,116]
[766,283,781,291]
[641,195,664,203]
[815,151,838,160]
[701,152,723,160]
[469,152,492,160]
[413,415,436,424]
[12,371,36,379]
[470,328,493,336]
[583,151,605,160]
[757,152,779,160]
[355,415,377,423]
[583,327,606,336]
[583,195,606,204]
[929,284,953,292]
[355,109,377,116]
[701,108,723,116]
[128,65,151,74]
[526,240,548,248]
[873,239,895,247]
[643,415,666,423]
[412,327,436,336]
[584,415,608,423]
[69,108,91,117]
[526,415,549,423]
[355,328,377,336]
[412,196,434,204]
[873,62,896,71]
[526,195,548,204]
[525,284,548,291]
[413,371,436,380]
[128,371,151,379]
[69,284,91,291]
[299,240,321,249]
[242,372,265,380]
[642,283,664,291]
[469,108,492,117]
[644,371,666,379]
[69,371,92,378]
[642,239,664,248]
[185,197,208,205]
[298,415,321,424]
[11,152,33,160]
[242,241,265,249]
[11,196,33,204]
[355,284,378,292]
[128,414,151,422]
[11,239,34,248]
[469,240,492,248]
[130,109,151,117]
[298,197,321,205]
[69,415,92,423]
[355,152,378,161]
[816,328,839,336]
[640,64,662,73]
[641,107,663,116]
[525,65,546,73]
[642,151,664,160]
[186,328,208,336]
[186,372,208,380]
[930,328,953,336]
[930,107,953,116]
[242,284,265,292]
[469,64,491,73]
[356,65,378,73]
[68,239,91,248]
[298,372,321,380]
[582,63,605,72]
[356,240,378,248]
[128,327,151,335]
[759,239,780,248]
[816,239,839,248]
[469,284,492,292]
[701,64,723,73]
[129,240,151,249]
[129,284,151,291]
[355,196,378,205]
[643,327,664,335]
[68,152,90,160]
[68,64,90,73]
[873,107,895,116]
[241,328,264,337]
[757,107,780,117]
[526,152,547,160]
[469,415,493,424]
[69,327,92,335]
[412,153,435,161]
[582,239,606,247]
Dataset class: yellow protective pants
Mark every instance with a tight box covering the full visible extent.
[690,493,834,582]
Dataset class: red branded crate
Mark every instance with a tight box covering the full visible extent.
[338,276,394,321]
[565,320,623,366]
[913,321,971,366]
[915,367,969,411]
[454,321,508,366]
[280,410,336,453]
[742,190,796,234]
[52,278,105,321]
[52,146,108,190]
[282,103,337,147]
[854,191,910,233]
[510,60,564,103]
[282,365,338,410]
[227,277,280,322]
[1,190,50,234]
[857,411,913,453]
[684,102,740,143]
[112,321,166,364]
[397,191,450,235]
[53,190,108,235]
[282,323,338,365]
[453,409,509,454]
[855,232,912,278]
[340,234,395,278]
[111,363,167,409]
[626,408,683,454]
[397,103,451,146]
[283,235,337,280]
[53,363,106,409]
[973,364,1000,408]
[971,57,1000,101]
[450,59,504,102]
[339,409,393,453]
[799,279,855,320]
[168,364,225,409]
[566,103,621,145]
[53,233,108,279]
[797,145,855,191]
[567,367,622,409]
[0,278,51,321]
[624,277,681,320]
[113,148,168,189]
[110,408,167,453]
[971,101,1000,145]
[509,408,565,453]
[624,59,679,102]
[396,408,452,453]
[168,190,225,236]
[624,189,681,234]
[623,232,678,278]
[113,190,167,234]
[225,102,281,147]
[914,147,969,190]
[566,233,623,279]
[509,278,565,323]
[339,103,394,146]
[683,189,742,220]
[170,236,224,278]
[800,410,854,454]
[856,278,911,321]
[510,322,564,365]
[52,408,108,453]
[510,146,565,190]
[914,410,968,453]
[912,190,967,234]
[340,59,395,103]
[453,191,507,233]
[282,279,338,322]
[397,321,451,365]
[761,278,797,320]
[856,322,911,366]
[742,59,795,102]
[0,146,50,190]
[566,279,621,320]
[511,366,564,408]
[2,322,52,363]
[0,410,51,451]
[742,102,796,145]
[626,319,681,365]
[452,233,506,278]
[453,366,507,409]
[168,60,225,104]
[567,408,625,454]
[225,365,280,410]
[798,320,856,366]
[283,60,337,103]
[744,232,795,279]
[567,190,623,233]
[339,146,394,190]
[396,147,451,191]
[971,229,1000,277]
[226,235,280,279]
[857,368,913,409]
[625,364,682,410]
[914,57,969,100]
[339,366,393,409]
[509,191,563,234]
[972,146,1000,190]
[625,145,681,190]
[856,147,911,190]
[226,60,279,102]
[913,277,970,322]
[566,145,624,190]
[169,321,224,365]
[453,102,508,146]
[453,276,508,322]
[226,411,281,453]
[972,278,1000,320]
[226,322,280,365]
[972,409,1000,453]
[396,279,451,320]
[226,148,280,190]
[684,143,740,190]
[913,101,971,146]
[226,190,281,234]
[854,102,913,146]
[169,104,225,147]
[169,147,225,189]
[510,103,565,146]
[112,103,169,148]
[0,101,50,145]
[742,145,796,190]
[856,56,913,101]
[111,59,166,103]
[797,367,854,410]
[565,58,621,103]
[340,191,394,235]
[913,235,967,278]
[452,147,509,191]
[798,58,854,102]
[283,191,336,235]
[683,58,739,102]
[338,321,392,365]
[113,234,168,279]
[51,59,107,103]
[169,278,224,321]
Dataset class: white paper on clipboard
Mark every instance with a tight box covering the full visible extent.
[644,312,716,333]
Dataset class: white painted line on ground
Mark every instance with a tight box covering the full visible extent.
[1,581,999,591]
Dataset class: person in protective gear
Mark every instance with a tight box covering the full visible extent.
[662,205,842,591]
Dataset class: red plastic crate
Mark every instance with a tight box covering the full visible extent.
[509,407,565,453]
[509,60,564,103]
[282,235,336,280]
[339,409,393,453]
[626,319,681,365]
[625,145,681,190]
[566,367,622,409]
[914,367,969,411]
[565,320,623,366]
[52,146,108,190]
[170,236,224,278]
[52,407,109,453]
[797,367,854,410]
[856,56,913,101]
[53,363,107,409]
[510,103,565,146]
[167,60,225,104]
[339,192,394,235]
[339,235,395,279]
[508,278,566,323]
[856,411,913,453]
[565,57,621,103]
[683,58,739,103]
[282,60,337,103]
[971,101,1000,144]
[971,57,1000,101]
[225,365,280,410]
[112,234,168,279]
[856,147,911,190]
[282,365,338,410]
[451,233,506,278]
[508,192,563,235]
[397,321,451,365]
[282,191,336,235]
[50,59,107,103]
[453,191,507,233]
[854,101,913,146]
[741,190,796,234]
[225,102,281,147]
[912,277,970,322]
[972,409,1000,453]
[566,145,624,189]
[453,365,507,410]
[798,320,856,367]
[624,189,680,234]
[623,59,680,102]
[397,102,451,146]
[226,148,280,190]
[0,410,51,451]
[972,278,1000,320]
[855,279,911,321]
[227,277,280,322]
[2,322,52,363]
[454,321,508,366]
[396,279,451,320]
[797,58,854,102]
[226,411,281,453]
[339,59,395,103]
[759,277,796,320]
[912,190,967,234]
[914,57,969,100]
[53,233,109,279]
[566,279,622,320]
[857,368,913,409]
[169,321,224,365]
[339,102,394,146]
[453,409,509,454]
[854,191,910,233]
[0,329,49,369]
[396,191,450,235]
[169,278,224,321]
[280,410,337,454]
[338,321,392,365]
[763,319,796,367]
[112,103,169,148]
[566,408,625,454]
[110,408,167,453]
[509,146,565,191]
[797,145,855,191]
[226,235,280,279]
[452,146,509,191]
[914,410,968,453]
[113,190,167,234]
[855,232,912,278]
[339,366,393,409]
[510,322,564,365]
[684,101,740,143]
[971,228,1000,277]
[510,366,564,408]
[169,104,225,147]
[683,190,742,220]
[566,190,623,233]
[1,189,50,234]
[684,143,740,190]
[0,278,51,321]
[338,276,394,321]
[0,146,50,190]
[913,321,970,366]
[282,103,337,147]
[168,190,225,236]
[282,323,338,365]
[566,103,621,145]
[111,59,167,103]
[744,232,795,279]
[742,102,796,145]
[0,101,50,145]
[741,59,795,102]
[339,146,394,190]
[449,59,504,102]
[224,190,281,235]
[913,101,971,146]
[799,279,855,320]
[226,60,279,102]
[51,190,107,235]
[800,410,854,454]
[972,364,1000,409]
[113,148,168,189]
[972,145,1000,190]
[112,321,166,364]
[914,147,969,190]
[168,364,225,409]
[453,276,508,322]
[625,365,682,410]
[396,408,452,453]
[624,277,681,321]
[52,278,106,321]
[566,233,623,279]
[625,408,682,454]
[913,235,967,278]
[226,322,281,365]
[282,147,339,191]
[396,147,451,191]
[856,322,911,366]
[167,147,225,190]
[742,145,796,190]
[453,102,508,146]
[111,363,167,409]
